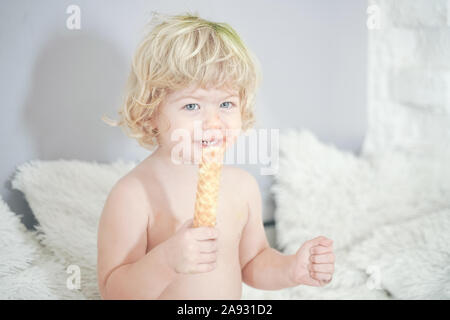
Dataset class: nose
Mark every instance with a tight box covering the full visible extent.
[201,109,225,142]
[202,109,223,131]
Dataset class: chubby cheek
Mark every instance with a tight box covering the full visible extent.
[224,116,242,148]
[224,128,240,149]
[164,117,193,140]
[156,123,190,150]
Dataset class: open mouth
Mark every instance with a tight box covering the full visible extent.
[200,138,224,147]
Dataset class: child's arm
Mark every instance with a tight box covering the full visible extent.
[97,178,177,300]
[239,172,335,290]
[239,172,296,290]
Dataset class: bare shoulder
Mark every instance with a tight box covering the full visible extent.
[110,172,146,200]
[103,171,153,223]
[222,166,259,195]
[223,165,249,179]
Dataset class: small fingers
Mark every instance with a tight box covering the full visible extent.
[308,236,328,247]
[190,227,219,240]
[196,262,217,273]
[198,252,217,264]
[308,236,333,247]
[198,239,218,253]
[310,253,335,264]
[320,238,333,246]
[310,245,333,255]
[309,263,334,274]
[310,271,332,282]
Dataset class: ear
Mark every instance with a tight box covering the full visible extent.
[147,108,160,132]
[141,114,156,136]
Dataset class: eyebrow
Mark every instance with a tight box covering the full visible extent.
[173,94,239,102]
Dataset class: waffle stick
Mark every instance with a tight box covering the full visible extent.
[192,145,225,227]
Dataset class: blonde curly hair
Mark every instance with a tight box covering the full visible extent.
[102,11,263,151]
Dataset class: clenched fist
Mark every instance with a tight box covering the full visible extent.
[162,218,219,274]
[288,236,335,287]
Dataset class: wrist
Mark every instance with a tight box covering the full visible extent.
[156,241,178,276]
[286,254,300,287]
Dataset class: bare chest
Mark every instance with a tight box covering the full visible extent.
[143,174,248,254]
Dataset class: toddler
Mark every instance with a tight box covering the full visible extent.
[97,12,335,300]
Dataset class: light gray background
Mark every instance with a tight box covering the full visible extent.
[0,0,367,229]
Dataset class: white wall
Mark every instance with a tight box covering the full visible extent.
[0,0,368,228]
[363,0,450,157]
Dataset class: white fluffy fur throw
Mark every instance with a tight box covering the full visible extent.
[0,199,84,299]
[2,129,449,299]
[10,160,137,299]
[272,129,450,299]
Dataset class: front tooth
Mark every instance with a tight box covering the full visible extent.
[202,139,220,146]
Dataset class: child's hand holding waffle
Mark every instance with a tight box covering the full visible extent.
[162,218,219,274]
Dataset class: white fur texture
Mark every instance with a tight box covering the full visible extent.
[273,129,450,254]
[10,159,137,299]
[0,198,85,299]
[347,208,450,299]
[271,129,450,299]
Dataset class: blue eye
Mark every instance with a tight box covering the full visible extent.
[220,101,234,109]
[183,102,235,111]
[183,103,199,111]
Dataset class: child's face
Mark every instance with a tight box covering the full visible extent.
[152,83,242,163]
